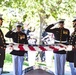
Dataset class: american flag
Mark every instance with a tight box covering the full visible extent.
[7,43,72,51]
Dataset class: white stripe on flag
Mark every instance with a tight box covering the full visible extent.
[23,45,30,51]
[33,46,42,51]
[13,44,20,50]
[43,46,53,51]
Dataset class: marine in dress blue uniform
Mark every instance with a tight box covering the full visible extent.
[5,22,28,75]
[66,19,76,75]
[0,14,6,75]
[45,20,70,75]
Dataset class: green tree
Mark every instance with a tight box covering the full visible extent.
[0,0,76,40]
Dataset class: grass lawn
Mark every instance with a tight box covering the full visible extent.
[3,53,29,72]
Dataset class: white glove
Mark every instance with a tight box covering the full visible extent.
[65,45,72,51]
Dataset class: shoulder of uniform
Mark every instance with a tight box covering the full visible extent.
[64,28,69,31]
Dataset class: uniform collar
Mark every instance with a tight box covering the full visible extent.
[16,31,22,33]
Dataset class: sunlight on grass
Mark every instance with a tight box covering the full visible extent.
[4,53,29,66]
[4,53,12,63]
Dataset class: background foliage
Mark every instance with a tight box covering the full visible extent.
[0,0,76,26]
[0,0,76,43]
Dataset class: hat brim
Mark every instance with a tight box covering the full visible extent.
[0,18,3,20]
[73,19,76,22]
[59,21,64,23]
[17,25,22,27]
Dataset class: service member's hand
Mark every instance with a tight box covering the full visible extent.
[65,45,72,51]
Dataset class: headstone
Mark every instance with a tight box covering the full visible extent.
[25,69,54,75]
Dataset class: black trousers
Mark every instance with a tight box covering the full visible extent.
[66,50,76,67]
[74,52,76,67]
[0,49,5,67]
[66,51,74,62]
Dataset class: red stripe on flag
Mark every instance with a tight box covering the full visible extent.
[49,46,58,51]
[18,44,25,51]
[39,46,47,51]
[28,46,35,51]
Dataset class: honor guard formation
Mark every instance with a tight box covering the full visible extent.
[0,13,76,75]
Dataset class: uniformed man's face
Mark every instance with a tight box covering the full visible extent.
[0,19,3,26]
[16,26,22,32]
[59,23,64,28]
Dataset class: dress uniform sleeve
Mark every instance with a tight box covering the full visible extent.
[5,31,14,38]
[72,37,76,48]
[73,38,75,44]
[24,34,28,44]
[45,24,55,33]
[67,30,70,45]
[69,32,76,50]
